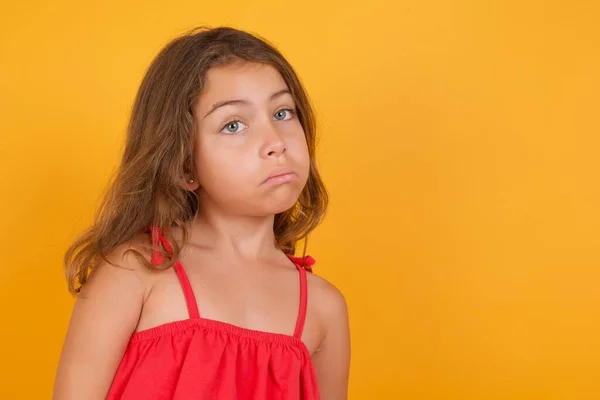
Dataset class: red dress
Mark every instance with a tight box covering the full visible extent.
[106,227,320,399]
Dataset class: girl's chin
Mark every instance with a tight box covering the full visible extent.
[259,194,301,216]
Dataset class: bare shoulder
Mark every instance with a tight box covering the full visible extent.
[306,272,348,316]
[305,271,349,342]
[305,270,351,398]
[54,233,156,399]
[81,233,155,300]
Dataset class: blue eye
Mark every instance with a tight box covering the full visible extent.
[221,120,247,134]
[273,109,295,121]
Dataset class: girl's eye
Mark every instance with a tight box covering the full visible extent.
[221,120,247,134]
[273,109,295,121]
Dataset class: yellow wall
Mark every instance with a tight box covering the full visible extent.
[1,1,599,398]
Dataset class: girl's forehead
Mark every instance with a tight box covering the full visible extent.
[198,62,289,105]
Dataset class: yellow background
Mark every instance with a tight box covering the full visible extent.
[1,1,599,398]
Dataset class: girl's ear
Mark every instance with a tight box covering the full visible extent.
[184,177,200,192]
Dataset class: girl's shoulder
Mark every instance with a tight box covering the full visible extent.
[305,266,348,327]
[82,233,158,301]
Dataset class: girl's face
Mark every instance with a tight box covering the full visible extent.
[192,61,310,217]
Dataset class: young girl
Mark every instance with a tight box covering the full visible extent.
[53,26,350,399]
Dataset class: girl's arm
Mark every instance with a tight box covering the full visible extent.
[53,245,148,400]
[311,279,351,399]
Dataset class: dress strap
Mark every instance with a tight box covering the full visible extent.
[149,226,201,320]
[287,254,315,339]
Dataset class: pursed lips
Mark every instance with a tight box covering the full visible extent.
[263,168,296,184]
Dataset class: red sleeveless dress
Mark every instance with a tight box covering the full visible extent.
[106,227,320,399]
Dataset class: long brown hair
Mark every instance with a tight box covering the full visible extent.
[64,26,328,295]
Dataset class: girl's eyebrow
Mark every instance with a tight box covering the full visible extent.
[203,89,291,118]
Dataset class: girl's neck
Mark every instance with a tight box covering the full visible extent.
[187,208,278,261]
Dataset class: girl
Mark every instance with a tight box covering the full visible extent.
[53,26,350,399]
